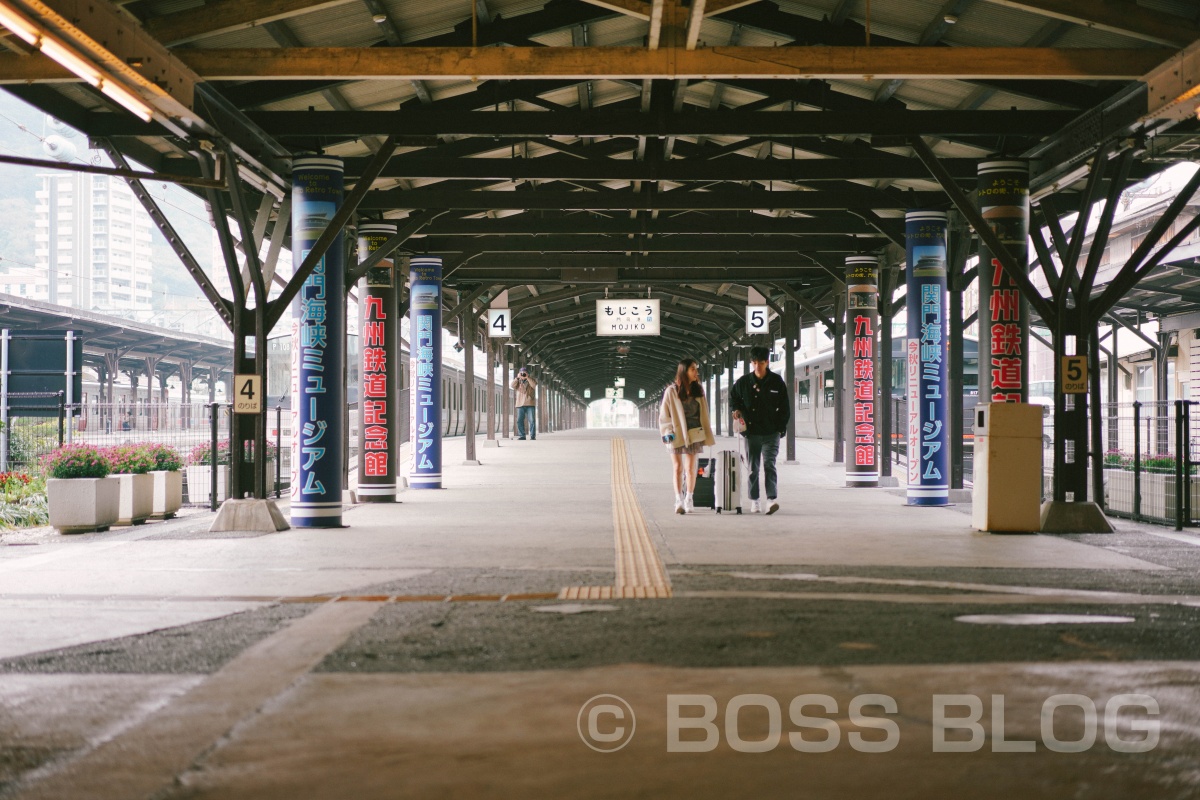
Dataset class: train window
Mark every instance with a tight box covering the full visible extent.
[823,373,835,408]
[962,357,979,388]
[796,379,811,407]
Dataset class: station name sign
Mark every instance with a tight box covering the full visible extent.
[596,299,659,336]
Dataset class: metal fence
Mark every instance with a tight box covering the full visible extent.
[1091,400,1197,528]
[887,396,976,483]
[2,399,291,507]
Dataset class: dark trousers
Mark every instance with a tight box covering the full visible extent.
[746,433,780,500]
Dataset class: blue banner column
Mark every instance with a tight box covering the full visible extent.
[978,160,1030,403]
[905,211,950,506]
[845,255,879,488]
[409,256,443,489]
[357,222,398,502]
[289,156,345,528]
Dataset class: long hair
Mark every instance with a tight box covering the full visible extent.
[673,358,704,399]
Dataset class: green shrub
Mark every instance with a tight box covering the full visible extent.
[144,444,183,471]
[106,445,155,475]
[42,445,112,479]
[0,494,48,529]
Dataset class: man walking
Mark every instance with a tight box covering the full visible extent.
[511,367,538,440]
[730,346,790,514]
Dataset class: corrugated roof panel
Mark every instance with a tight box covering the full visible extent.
[196,27,279,49]
[944,3,1046,47]
[279,4,382,47]
[891,79,976,111]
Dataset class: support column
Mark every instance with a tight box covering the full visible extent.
[784,304,797,464]
[290,156,346,527]
[948,214,968,491]
[463,309,479,464]
[727,353,735,435]
[714,359,723,436]
[502,354,510,439]
[905,210,951,505]
[845,256,879,487]
[357,222,399,503]
[486,338,497,447]
[409,256,443,488]
[978,160,1030,402]
[832,292,845,463]
[879,267,895,479]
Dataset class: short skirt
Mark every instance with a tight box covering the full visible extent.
[667,440,706,455]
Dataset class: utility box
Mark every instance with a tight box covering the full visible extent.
[972,402,1043,533]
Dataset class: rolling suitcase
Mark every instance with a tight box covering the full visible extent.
[713,447,742,514]
[692,458,716,509]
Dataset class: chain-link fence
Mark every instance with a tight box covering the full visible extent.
[1,398,291,507]
[887,395,977,483]
[1091,400,1197,528]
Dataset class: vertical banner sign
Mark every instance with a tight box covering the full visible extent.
[409,256,442,488]
[845,255,879,488]
[290,156,345,528]
[357,222,397,503]
[905,211,950,506]
[978,160,1030,402]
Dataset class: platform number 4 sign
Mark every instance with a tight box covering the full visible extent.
[488,308,512,338]
[234,374,263,414]
[746,305,769,335]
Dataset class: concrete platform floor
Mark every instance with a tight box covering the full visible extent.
[3,428,1200,798]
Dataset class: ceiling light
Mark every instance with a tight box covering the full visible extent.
[99,79,153,122]
[943,13,958,24]
[372,13,388,24]
[0,2,38,45]
[39,37,102,87]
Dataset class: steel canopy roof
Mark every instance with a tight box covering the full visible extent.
[3,0,1200,398]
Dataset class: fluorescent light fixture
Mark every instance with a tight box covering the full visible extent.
[98,78,153,122]
[0,0,153,121]
[0,3,38,45]
[39,37,101,86]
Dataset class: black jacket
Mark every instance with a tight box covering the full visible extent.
[730,370,790,436]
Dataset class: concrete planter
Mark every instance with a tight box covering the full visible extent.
[152,470,183,519]
[115,472,154,525]
[186,465,229,505]
[1105,469,1200,519]
[47,477,120,534]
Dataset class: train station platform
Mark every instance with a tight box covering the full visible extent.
[3,429,1200,799]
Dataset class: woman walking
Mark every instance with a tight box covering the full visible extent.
[659,358,716,514]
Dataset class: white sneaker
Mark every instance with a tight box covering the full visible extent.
[750,500,761,514]
[674,496,685,515]
[684,493,695,513]
[766,499,779,515]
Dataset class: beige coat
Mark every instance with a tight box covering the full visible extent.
[510,374,537,407]
[659,384,716,450]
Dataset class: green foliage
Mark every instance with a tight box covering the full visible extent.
[42,444,111,479]
[105,445,154,475]
[189,439,230,466]
[0,470,47,529]
[145,443,183,471]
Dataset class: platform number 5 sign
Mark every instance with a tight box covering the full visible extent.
[746,305,769,335]
[488,308,512,338]
[234,374,263,414]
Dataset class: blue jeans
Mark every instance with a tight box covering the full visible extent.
[516,406,536,439]
[746,433,780,500]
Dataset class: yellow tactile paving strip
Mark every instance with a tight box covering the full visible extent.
[559,437,672,600]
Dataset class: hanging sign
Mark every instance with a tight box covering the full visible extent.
[745,306,769,335]
[487,308,511,338]
[596,299,659,336]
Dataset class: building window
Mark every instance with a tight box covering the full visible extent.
[1136,365,1154,403]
